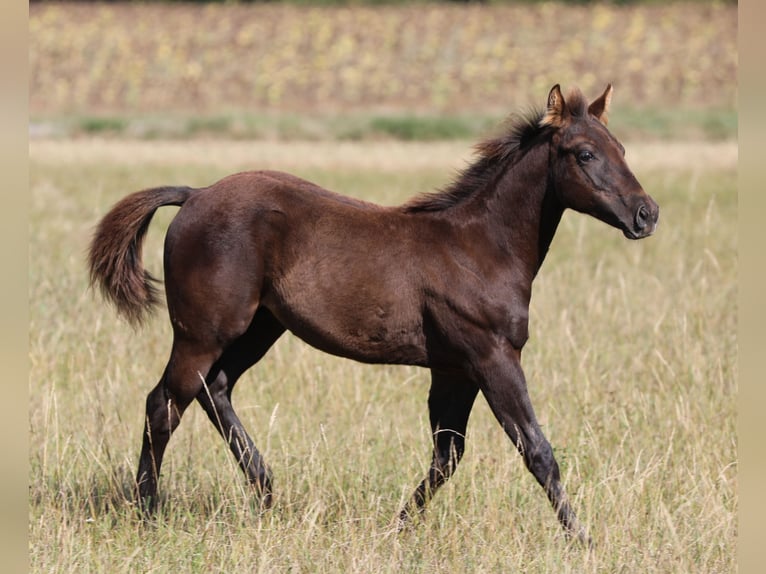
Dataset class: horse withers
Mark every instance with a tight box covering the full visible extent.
[88,84,658,544]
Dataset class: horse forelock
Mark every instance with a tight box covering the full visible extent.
[564,87,589,118]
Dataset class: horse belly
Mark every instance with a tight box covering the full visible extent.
[265,278,427,366]
[255,191,428,365]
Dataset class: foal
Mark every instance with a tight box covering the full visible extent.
[89,84,658,543]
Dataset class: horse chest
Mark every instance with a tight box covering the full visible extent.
[431,283,530,354]
[505,311,530,350]
[476,297,530,351]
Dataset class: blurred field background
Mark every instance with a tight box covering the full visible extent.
[29,1,737,572]
[30,0,737,141]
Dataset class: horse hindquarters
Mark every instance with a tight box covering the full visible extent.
[135,189,283,512]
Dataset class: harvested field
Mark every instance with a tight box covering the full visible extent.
[30,2,737,116]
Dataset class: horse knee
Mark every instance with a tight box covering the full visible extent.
[525,439,560,487]
[434,432,466,475]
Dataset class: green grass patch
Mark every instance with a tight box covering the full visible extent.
[612,107,738,141]
[32,107,737,142]
[363,115,493,141]
[78,116,129,135]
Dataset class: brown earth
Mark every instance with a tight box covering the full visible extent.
[29,2,737,116]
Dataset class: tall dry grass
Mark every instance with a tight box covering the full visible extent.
[29,139,736,572]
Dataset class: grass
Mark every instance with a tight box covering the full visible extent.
[29,111,500,142]
[29,139,736,572]
[30,107,737,142]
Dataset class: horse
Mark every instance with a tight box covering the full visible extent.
[88,84,658,544]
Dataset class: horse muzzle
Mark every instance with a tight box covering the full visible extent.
[624,200,660,240]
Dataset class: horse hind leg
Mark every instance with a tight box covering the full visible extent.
[135,338,220,515]
[398,371,479,528]
[195,307,285,509]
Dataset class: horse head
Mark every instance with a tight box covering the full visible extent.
[542,84,659,239]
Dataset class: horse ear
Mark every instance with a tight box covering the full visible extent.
[540,84,567,127]
[588,84,613,126]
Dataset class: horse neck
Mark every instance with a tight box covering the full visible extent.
[478,142,564,278]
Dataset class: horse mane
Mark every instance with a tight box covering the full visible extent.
[403,89,588,213]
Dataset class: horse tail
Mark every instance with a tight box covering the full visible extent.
[88,186,195,326]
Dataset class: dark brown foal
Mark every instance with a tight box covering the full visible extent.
[89,84,658,544]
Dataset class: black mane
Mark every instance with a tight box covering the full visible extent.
[403,108,549,213]
[403,88,596,213]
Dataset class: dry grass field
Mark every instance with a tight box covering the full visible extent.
[29,137,736,572]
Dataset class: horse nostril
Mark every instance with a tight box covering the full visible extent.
[635,205,650,230]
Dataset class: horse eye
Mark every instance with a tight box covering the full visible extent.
[577,150,595,163]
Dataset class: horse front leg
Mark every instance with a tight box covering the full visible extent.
[474,340,591,546]
[398,370,479,528]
